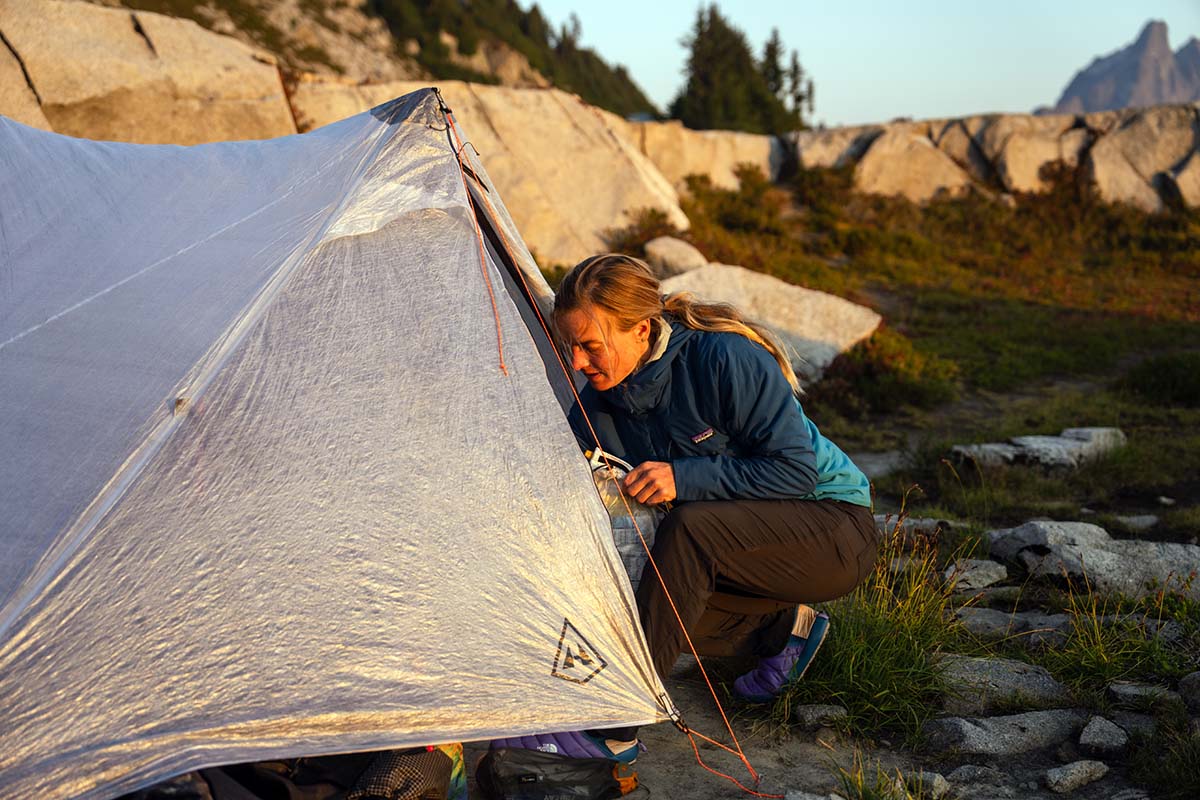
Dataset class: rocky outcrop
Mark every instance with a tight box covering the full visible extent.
[437,31,548,89]
[0,0,295,144]
[292,79,687,266]
[853,129,972,202]
[660,264,883,381]
[0,31,49,130]
[1086,104,1200,211]
[625,119,784,190]
[1053,21,1200,114]
[794,125,883,169]
[791,104,1200,210]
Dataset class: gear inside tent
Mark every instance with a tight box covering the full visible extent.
[0,88,671,800]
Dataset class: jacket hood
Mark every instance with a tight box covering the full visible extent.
[601,317,695,415]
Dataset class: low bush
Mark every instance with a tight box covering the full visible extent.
[1116,352,1200,408]
[809,327,959,417]
[600,207,682,257]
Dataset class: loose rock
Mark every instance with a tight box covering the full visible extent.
[1113,514,1159,532]
[849,451,906,480]
[946,764,1003,784]
[906,771,950,799]
[854,129,974,203]
[943,559,1007,591]
[954,427,1126,469]
[1079,715,1129,756]
[1112,711,1157,739]
[1,0,296,144]
[1045,760,1108,793]
[793,704,848,730]
[642,236,707,278]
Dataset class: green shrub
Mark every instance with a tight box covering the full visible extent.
[809,328,959,417]
[600,208,682,257]
[1117,352,1200,408]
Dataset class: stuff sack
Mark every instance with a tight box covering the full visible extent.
[476,748,637,800]
[587,449,665,592]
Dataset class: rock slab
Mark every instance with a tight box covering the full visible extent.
[940,654,1070,714]
[660,264,882,380]
[0,0,295,144]
[953,427,1127,469]
[923,709,1089,755]
[988,520,1200,599]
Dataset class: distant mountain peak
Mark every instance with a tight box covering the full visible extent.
[1136,19,1170,49]
[1051,20,1200,114]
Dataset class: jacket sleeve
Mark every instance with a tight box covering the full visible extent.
[671,336,818,501]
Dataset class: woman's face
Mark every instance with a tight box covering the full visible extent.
[557,305,651,391]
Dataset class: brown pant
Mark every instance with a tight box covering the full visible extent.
[636,498,879,683]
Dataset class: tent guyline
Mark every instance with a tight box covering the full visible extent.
[436,95,783,798]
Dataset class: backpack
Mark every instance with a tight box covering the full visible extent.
[475,748,640,800]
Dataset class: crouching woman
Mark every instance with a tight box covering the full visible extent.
[555,254,879,717]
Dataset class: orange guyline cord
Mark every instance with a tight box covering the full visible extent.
[439,96,785,800]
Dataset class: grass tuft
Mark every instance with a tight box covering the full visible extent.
[1032,574,1195,698]
[770,509,963,744]
[1130,701,1200,800]
[831,749,937,800]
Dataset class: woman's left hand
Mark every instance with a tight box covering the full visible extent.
[623,461,677,505]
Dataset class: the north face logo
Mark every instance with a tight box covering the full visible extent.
[551,618,607,684]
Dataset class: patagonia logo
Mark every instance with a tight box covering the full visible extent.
[691,427,715,444]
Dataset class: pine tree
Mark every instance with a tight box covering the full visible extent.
[788,50,811,119]
[761,28,784,98]
[670,6,805,134]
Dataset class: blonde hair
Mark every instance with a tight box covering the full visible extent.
[553,253,802,394]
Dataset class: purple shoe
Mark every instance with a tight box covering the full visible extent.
[733,611,830,703]
[489,731,641,764]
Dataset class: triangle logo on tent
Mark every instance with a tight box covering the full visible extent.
[551,617,608,684]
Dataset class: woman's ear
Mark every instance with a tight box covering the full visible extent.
[635,318,652,343]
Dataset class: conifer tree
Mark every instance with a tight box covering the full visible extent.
[670,6,808,134]
[761,29,784,98]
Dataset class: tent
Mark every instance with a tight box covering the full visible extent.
[0,88,671,799]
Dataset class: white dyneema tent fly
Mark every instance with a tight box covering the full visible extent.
[0,88,670,800]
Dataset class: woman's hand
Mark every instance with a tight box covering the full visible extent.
[623,461,676,505]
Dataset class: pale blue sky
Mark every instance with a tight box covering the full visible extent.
[535,1,1200,126]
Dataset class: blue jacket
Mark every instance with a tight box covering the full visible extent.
[569,319,872,506]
